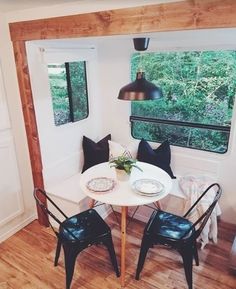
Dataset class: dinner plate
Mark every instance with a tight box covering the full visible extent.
[86,177,115,192]
[133,178,164,196]
[135,191,163,197]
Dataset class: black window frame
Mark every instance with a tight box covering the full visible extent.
[48,61,89,126]
[130,115,231,153]
[65,61,89,123]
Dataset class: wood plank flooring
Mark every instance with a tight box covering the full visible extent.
[0,214,235,289]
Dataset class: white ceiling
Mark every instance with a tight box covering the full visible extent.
[0,0,181,13]
[33,28,236,51]
[0,0,87,12]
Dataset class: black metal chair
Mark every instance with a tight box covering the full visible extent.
[34,188,120,289]
[135,183,222,289]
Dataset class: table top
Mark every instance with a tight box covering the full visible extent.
[80,161,173,207]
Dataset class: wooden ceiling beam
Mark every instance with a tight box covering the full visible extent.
[9,0,236,42]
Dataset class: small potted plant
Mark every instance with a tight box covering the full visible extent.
[109,152,142,181]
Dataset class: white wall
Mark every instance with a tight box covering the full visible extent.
[0,14,36,242]
[26,41,104,186]
[26,36,137,188]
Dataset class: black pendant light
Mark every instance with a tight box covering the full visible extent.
[118,38,163,101]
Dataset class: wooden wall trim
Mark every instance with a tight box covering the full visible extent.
[12,41,48,226]
[9,0,236,42]
[8,0,236,226]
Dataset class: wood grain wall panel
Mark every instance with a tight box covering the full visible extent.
[9,0,236,42]
[12,41,48,226]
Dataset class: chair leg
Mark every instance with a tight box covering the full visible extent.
[180,247,193,289]
[193,240,199,266]
[54,239,61,266]
[63,245,79,289]
[155,201,162,210]
[135,235,151,280]
[103,235,120,277]
[89,198,95,208]
[110,205,121,227]
[127,206,140,228]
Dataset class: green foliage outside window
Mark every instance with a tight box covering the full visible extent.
[131,51,236,153]
[48,61,89,126]
[68,62,88,122]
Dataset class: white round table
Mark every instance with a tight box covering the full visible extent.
[80,161,172,286]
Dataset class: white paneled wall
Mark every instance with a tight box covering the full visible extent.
[0,65,10,131]
[0,132,23,226]
[0,64,25,239]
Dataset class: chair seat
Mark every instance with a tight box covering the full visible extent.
[136,184,222,289]
[59,209,110,241]
[34,189,120,289]
[148,210,194,241]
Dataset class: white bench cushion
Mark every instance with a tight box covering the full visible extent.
[46,174,86,204]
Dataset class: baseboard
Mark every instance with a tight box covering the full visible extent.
[0,213,37,243]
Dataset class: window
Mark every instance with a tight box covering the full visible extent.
[131,50,236,153]
[48,61,89,126]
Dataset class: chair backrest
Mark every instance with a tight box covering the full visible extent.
[33,188,78,240]
[183,183,222,239]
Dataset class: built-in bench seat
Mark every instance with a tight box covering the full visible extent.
[46,173,112,220]
[45,148,219,223]
[44,133,220,219]
[47,174,85,204]
[45,172,188,223]
[46,174,87,218]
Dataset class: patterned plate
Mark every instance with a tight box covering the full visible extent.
[87,177,115,192]
[133,179,164,195]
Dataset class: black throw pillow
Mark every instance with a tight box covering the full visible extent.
[137,139,176,179]
[82,134,111,173]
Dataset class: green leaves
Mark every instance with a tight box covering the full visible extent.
[109,154,142,175]
[130,50,236,153]
[48,61,88,126]
[131,50,236,125]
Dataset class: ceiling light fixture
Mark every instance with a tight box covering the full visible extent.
[118,37,163,101]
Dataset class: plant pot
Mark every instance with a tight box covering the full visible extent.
[115,168,130,182]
